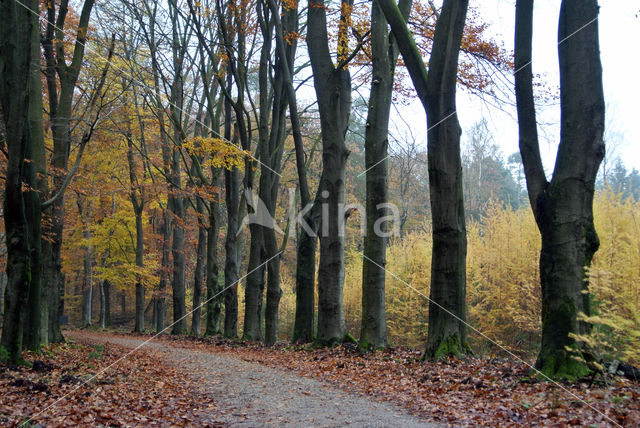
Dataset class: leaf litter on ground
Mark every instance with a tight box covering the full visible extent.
[0,337,222,427]
[78,330,639,427]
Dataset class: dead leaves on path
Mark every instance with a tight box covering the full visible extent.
[6,330,639,427]
[128,332,639,427]
[0,340,221,427]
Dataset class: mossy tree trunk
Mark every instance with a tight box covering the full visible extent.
[514,0,604,379]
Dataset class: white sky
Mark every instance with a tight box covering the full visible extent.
[392,0,640,172]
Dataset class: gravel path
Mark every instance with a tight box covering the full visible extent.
[70,332,437,428]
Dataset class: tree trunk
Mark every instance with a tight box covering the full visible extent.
[307,0,353,345]
[40,0,96,345]
[224,167,240,338]
[191,197,207,335]
[360,0,411,350]
[79,200,93,327]
[514,0,605,379]
[267,0,316,344]
[155,211,170,332]
[205,194,223,336]
[134,206,145,333]
[243,222,265,340]
[379,0,469,359]
[100,279,111,328]
[0,0,41,362]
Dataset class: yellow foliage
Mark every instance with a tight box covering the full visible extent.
[183,136,249,171]
[342,191,640,365]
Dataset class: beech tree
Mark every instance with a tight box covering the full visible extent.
[359,0,411,350]
[41,0,96,343]
[379,0,470,358]
[307,0,355,344]
[514,0,605,379]
[0,0,42,362]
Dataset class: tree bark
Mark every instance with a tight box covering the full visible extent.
[379,0,470,358]
[307,0,354,345]
[0,0,41,362]
[514,0,605,379]
[360,0,411,350]
[224,166,240,338]
[266,0,316,343]
[40,0,96,345]
[78,199,93,327]
[191,197,207,335]
[205,192,223,336]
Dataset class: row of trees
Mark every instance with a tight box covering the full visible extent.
[0,0,607,379]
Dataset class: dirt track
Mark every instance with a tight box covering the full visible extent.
[68,331,436,427]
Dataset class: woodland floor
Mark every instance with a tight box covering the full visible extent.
[1,330,639,427]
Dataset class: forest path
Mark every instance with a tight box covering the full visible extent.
[68,331,437,428]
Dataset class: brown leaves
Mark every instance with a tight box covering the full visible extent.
[130,333,639,427]
[0,340,221,427]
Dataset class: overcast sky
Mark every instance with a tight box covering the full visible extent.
[391,0,640,173]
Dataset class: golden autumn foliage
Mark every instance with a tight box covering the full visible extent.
[182,136,249,170]
[341,191,640,365]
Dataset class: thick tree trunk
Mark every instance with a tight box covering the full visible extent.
[40,0,96,345]
[307,0,353,345]
[423,0,469,359]
[514,0,605,379]
[0,0,40,363]
[293,230,317,342]
[25,11,47,349]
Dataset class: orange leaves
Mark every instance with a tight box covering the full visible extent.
[337,1,353,67]
[0,339,218,427]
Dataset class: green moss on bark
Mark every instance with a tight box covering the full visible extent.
[424,334,471,360]
[537,346,591,381]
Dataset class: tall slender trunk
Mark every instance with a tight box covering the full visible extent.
[100,279,111,328]
[104,279,111,326]
[224,167,240,338]
[134,206,145,332]
[40,0,96,345]
[79,200,93,327]
[191,197,207,335]
[205,193,223,335]
[379,0,469,358]
[223,79,240,338]
[268,0,316,342]
[360,0,411,350]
